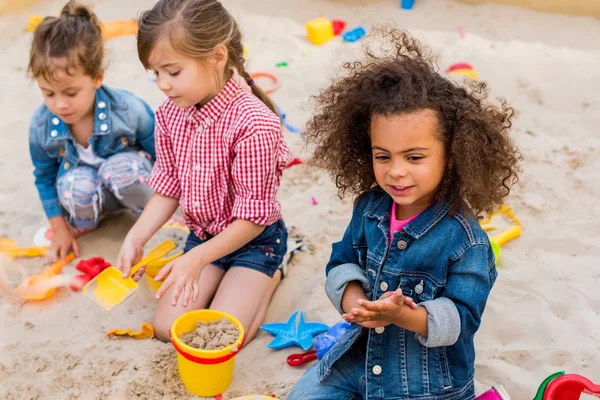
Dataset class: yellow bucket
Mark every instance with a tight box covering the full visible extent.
[145,252,182,292]
[170,310,245,397]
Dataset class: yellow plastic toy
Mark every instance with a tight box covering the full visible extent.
[145,223,189,292]
[170,310,245,397]
[82,240,175,311]
[27,15,137,41]
[480,205,522,262]
[306,17,334,45]
[0,237,49,259]
[106,322,155,340]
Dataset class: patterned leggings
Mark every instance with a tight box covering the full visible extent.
[56,151,154,230]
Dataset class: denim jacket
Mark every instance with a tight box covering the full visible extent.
[29,85,156,219]
[322,189,497,399]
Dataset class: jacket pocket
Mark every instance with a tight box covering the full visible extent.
[397,272,444,303]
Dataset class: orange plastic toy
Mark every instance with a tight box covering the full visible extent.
[18,253,75,300]
[106,322,155,340]
[27,16,137,40]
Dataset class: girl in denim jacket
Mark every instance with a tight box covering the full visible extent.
[28,1,155,262]
[289,28,521,400]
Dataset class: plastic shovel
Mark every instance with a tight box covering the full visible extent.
[18,253,76,300]
[490,225,522,262]
[82,240,175,311]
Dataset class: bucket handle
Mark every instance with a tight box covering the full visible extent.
[170,330,246,365]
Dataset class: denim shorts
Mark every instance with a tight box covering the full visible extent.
[183,220,288,278]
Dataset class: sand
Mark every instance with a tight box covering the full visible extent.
[179,318,240,351]
[1,0,599,398]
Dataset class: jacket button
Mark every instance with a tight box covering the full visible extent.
[64,162,70,170]
[100,123,108,132]
[50,130,58,137]
[121,137,128,145]
[379,281,388,291]
[98,101,106,109]
[98,112,107,120]
[397,240,407,250]
[375,327,384,334]
[52,117,60,125]
[415,280,424,295]
[194,201,200,208]
[372,365,382,375]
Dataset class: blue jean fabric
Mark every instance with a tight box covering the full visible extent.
[56,151,153,229]
[183,219,288,277]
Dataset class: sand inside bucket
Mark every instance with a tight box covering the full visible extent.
[180,317,240,351]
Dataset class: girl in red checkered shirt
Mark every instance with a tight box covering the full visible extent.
[116,0,292,343]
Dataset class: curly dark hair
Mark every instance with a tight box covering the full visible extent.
[304,27,521,217]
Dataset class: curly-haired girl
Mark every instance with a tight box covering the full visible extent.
[289,28,520,400]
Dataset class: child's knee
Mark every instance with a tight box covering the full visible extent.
[153,314,173,342]
[57,167,102,223]
[99,152,152,198]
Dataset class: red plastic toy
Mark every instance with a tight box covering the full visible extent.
[543,374,600,400]
[70,257,111,291]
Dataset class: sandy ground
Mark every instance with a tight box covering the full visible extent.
[1,0,599,398]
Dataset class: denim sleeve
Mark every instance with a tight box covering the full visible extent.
[415,297,461,347]
[29,118,62,219]
[324,200,372,315]
[133,97,156,160]
[439,243,497,343]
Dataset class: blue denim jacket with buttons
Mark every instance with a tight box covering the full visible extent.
[29,85,156,219]
[322,189,497,399]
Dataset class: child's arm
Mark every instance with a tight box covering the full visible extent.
[153,219,264,307]
[349,244,495,347]
[117,192,179,276]
[29,119,78,262]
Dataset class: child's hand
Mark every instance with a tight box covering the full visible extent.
[116,236,144,280]
[343,289,412,327]
[154,252,202,307]
[49,228,79,263]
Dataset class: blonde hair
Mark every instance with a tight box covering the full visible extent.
[28,0,104,81]
[137,0,277,114]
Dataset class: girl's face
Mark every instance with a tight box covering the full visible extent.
[148,40,227,108]
[370,109,447,219]
[36,66,103,125]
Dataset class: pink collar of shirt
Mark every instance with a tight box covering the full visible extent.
[185,74,240,124]
[390,201,421,242]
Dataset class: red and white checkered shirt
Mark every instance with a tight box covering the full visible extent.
[147,76,291,239]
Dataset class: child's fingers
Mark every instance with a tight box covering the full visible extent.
[154,262,174,282]
[192,282,199,303]
[60,246,68,264]
[181,284,192,307]
[404,296,418,309]
[48,246,58,263]
[120,256,132,278]
[358,299,385,312]
[351,307,375,320]
[72,240,80,257]
[131,266,145,282]
[171,281,185,306]
[155,274,174,299]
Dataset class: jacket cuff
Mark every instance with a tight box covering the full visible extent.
[42,199,64,219]
[415,297,461,348]
[325,263,370,315]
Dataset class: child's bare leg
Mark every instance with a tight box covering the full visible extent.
[153,263,225,341]
[210,267,280,345]
[246,269,281,342]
